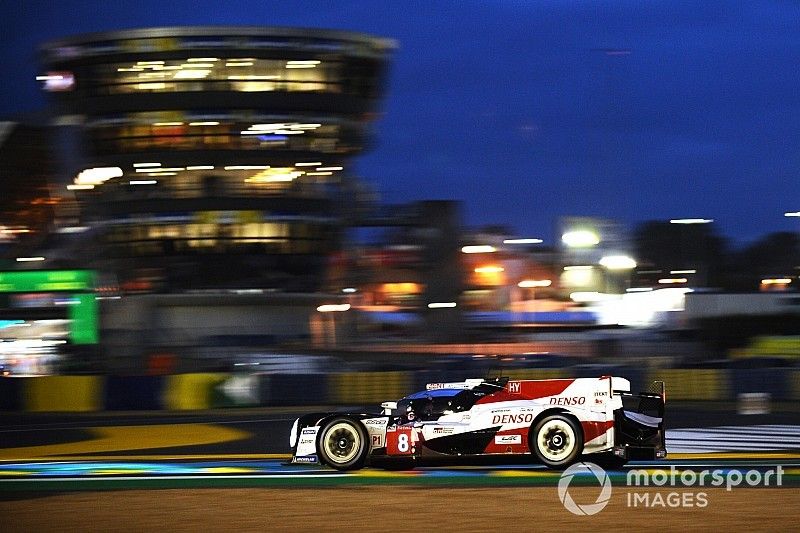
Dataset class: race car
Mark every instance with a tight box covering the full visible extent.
[289,375,666,470]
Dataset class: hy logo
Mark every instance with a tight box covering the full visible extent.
[558,462,612,516]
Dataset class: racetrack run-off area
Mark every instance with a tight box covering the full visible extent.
[2,487,798,532]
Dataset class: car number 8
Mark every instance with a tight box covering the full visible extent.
[398,433,409,452]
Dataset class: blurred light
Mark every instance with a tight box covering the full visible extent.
[133,162,161,168]
[137,61,165,65]
[785,212,800,217]
[295,162,322,167]
[224,165,270,170]
[563,265,593,271]
[761,278,792,285]
[16,257,45,262]
[186,166,215,170]
[226,61,254,67]
[316,166,343,171]
[286,60,320,69]
[153,122,183,127]
[317,304,350,312]
[474,266,504,273]
[129,180,157,185]
[670,269,697,274]
[569,292,606,303]
[245,168,303,183]
[561,230,600,247]
[461,245,496,254]
[66,184,94,190]
[658,278,688,284]
[503,238,543,244]
[38,72,74,91]
[669,218,713,224]
[74,166,123,186]
[518,279,552,288]
[137,83,167,89]
[228,75,279,80]
[599,255,637,270]
[187,57,219,62]
[306,171,332,176]
[189,121,220,126]
[147,172,176,177]
[626,287,653,292]
[428,302,457,309]
[56,226,89,234]
[174,69,210,79]
[342,288,357,293]
[136,167,184,172]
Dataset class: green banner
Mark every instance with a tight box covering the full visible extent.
[0,270,94,293]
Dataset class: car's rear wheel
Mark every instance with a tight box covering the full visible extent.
[531,414,583,468]
[317,418,369,471]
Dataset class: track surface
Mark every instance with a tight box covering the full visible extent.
[2,407,799,532]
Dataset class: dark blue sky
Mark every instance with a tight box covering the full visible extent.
[2,1,799,245]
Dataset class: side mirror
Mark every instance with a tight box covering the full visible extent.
[381,401,397,415]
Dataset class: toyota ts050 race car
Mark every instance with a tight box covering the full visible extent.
[289,376,666,470]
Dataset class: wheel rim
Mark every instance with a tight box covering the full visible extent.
[537,419,576,462]
[323,422,361,464]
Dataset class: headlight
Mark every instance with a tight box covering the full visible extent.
[289,418,299,448]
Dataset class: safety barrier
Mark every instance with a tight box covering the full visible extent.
[730,336,800,359]
[24,376,103,412]
[646,369,729,401]
[329,371,411,405]
[1,366,798,412]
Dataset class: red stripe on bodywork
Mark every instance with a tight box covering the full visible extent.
[581,420,614,443]
[476,379,575,404]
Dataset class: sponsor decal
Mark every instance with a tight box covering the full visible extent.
[491,408,510,414]
[494,434,522,445]
[298,437,315,446]
[293,456,318,464]
[433,427,455,434]
[301,428,317,435]
[549,396,586,406]
[372,434,384,447]
[595,391,608,397]
[362,418,388,426]
[491,413,535,425]
[427,383,447,390]
[508,381,521,393]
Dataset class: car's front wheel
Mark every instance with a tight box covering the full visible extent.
[531,414,583,468]
[317,418,369,471]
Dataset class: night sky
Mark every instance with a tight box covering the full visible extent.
[2,1,799,245]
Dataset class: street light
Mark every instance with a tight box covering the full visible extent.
[599,255,637,270]
[785,212,800,218]
[461,245,496,254]
[561,230,600,247]
[504,238,543,244]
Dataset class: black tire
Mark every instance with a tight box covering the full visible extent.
[530,414,584,468]
[590,453,628,470]
[317,417,369,471]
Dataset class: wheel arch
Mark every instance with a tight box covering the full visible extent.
[528,408,585,453]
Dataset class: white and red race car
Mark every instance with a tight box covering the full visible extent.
[290,376,666,470]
